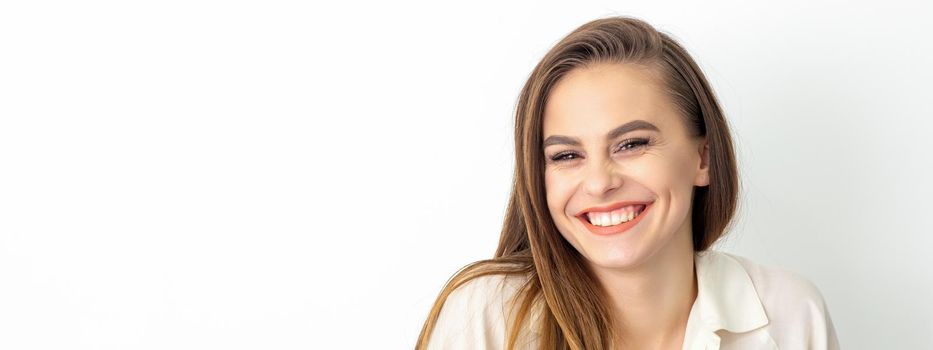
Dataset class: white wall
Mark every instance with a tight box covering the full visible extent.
[1,0,930,349]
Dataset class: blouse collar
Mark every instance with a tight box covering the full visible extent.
[692,249,769,333]
[525,250,770,337]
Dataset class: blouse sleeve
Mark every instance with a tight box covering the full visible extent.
[425,275,514,350]
[728,252,842,349]
[766,268,842,350]
[802,282,841,350]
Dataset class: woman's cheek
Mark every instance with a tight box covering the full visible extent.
[545,171,578,215]
[543,171,564,212]
[622,158,667,186]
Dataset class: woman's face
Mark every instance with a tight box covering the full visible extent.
[542,63,710,271]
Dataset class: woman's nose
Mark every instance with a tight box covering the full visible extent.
[582,159,622,196]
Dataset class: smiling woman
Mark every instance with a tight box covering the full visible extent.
[416,16,840,350]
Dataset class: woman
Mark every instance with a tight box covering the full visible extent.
[416,16,840,350]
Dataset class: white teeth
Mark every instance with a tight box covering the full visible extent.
[586,205,644,227]
[597,213,609,226]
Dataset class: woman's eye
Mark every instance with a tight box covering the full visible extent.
[616,138,650,152]
[547,138,650,163]
[550,152,580,162]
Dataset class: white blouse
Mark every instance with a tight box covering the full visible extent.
[426,250,840,349]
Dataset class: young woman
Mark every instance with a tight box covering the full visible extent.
[416,16,840,350]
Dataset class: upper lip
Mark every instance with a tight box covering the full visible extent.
[575,201,653,218]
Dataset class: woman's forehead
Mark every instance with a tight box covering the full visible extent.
[543,64,679,137]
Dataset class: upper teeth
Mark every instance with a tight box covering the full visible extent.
[586,205,644,227]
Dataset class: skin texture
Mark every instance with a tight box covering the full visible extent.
[542,63,710,349]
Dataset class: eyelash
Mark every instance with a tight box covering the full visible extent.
[549,138,651,163]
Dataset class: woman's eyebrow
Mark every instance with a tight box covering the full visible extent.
[543,119,660,147]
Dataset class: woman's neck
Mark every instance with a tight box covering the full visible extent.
[589,226,698,349]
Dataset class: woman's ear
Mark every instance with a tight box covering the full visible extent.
[694,137,710,187]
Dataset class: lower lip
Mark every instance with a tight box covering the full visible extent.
[578,203,652,236]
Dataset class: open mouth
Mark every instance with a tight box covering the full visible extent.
[583,204,647,227]
[574,202,653,236]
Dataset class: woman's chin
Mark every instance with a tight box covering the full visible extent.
[586,251,646,271]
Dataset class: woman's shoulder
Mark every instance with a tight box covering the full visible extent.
[720,252,829,308]
[712,251,840,348]
[442,273,528,312]
[426,272,533,349]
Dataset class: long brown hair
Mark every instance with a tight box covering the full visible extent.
[416,15,740,350]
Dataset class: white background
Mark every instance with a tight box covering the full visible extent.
[1,0,931,349]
